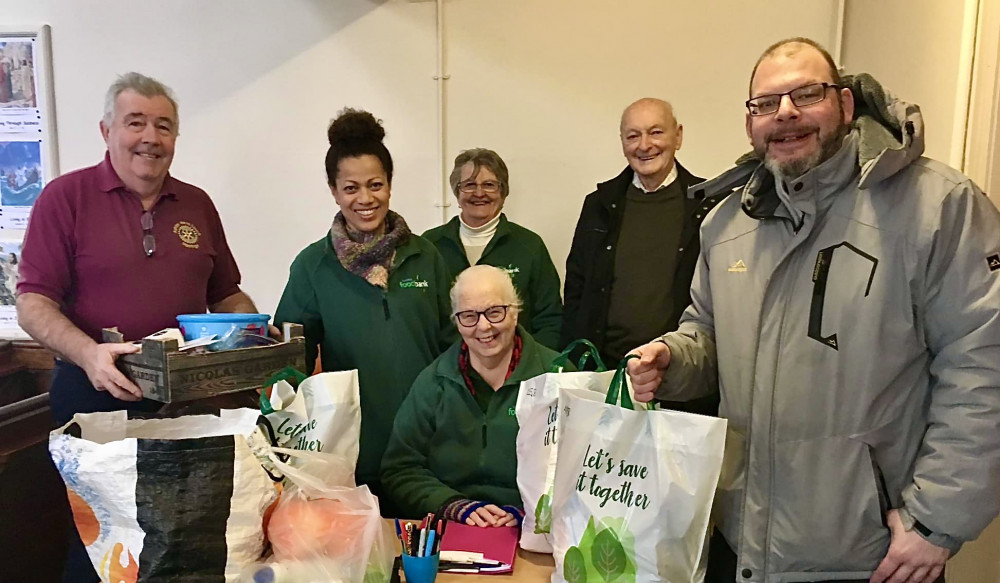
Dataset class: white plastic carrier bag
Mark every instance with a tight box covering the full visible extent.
[515,339,614,553]
[261,367,361,469]
[250,447,394,583]
[550,356,727,583]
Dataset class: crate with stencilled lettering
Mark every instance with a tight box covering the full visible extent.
[101,323,307,403]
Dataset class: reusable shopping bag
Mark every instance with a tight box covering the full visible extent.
[515,339,615,553]
[550,357,727,583]
[49,408,279,583]
[261,367,361,467]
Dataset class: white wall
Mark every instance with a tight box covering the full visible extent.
[2,0,441,315]
[842,0,966,164]
[0,0,840,314]
[444,0,839,287]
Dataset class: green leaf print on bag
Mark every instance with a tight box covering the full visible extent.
[592,528,627,582]
[535,493,552,533]
[564,545,587,583]
[564,516,636,583]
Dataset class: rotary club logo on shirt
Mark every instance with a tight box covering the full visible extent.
[173,221,201,249]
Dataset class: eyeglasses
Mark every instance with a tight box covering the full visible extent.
[454,305,510,327]
[141,210,156,257]
[746,82,838,116]
[459,180,501,194]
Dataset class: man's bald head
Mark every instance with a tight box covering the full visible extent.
[620,98,677,134]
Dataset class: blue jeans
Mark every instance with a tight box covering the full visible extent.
[49,360,161,426]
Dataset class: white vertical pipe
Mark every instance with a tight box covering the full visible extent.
[833,0,847,68]
[950,0,980,170]
[434,0,451,224]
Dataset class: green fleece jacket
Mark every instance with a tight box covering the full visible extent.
[274,233,454,486]
[423,214,563,349]
[380,329,559,517]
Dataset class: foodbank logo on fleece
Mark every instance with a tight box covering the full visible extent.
[399,276,429,289]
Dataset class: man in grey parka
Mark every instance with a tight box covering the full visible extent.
[628,38,1000,583]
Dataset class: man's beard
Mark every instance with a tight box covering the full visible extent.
[757,98,852,180]
[762,122,849,180]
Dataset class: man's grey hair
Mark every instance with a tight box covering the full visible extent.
[448,148,510,199]
[102,72,180,132]
[450,265,522,315]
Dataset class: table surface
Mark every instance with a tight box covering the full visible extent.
[435,547,554,582]
[390,518,556,582]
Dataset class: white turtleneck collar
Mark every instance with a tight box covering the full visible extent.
[459,212,501,265]
[459,212,501,244]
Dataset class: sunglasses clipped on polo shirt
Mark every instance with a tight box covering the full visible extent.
[141,210,156,257]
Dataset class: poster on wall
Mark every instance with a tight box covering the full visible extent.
[0,25,56,337]
[1,140,43,206]
[0,28,56,232]
[0,240,21,328]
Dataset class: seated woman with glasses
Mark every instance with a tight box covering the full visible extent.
[422,148,563,349]
[381,265,560,526]
[275,108,454,515]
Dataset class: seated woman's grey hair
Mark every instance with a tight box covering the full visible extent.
[450,264,522,316]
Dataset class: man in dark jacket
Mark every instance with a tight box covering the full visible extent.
[562,98,724,414]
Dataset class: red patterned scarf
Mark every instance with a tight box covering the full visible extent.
[458,333,523,396]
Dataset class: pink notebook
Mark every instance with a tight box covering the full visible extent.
[439,521,519,574]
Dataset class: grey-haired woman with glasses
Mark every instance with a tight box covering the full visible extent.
[423,148,563,349]
[380,265,561,525]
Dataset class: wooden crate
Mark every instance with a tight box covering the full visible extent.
[102,323,307,403]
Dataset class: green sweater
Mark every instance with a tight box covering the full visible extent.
[274,233,454,486]
[380,329,559,517]
[423,215,563,349]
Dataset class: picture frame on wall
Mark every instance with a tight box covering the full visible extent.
[0,24,57,338]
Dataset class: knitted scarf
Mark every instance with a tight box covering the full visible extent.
[329,210,411,289]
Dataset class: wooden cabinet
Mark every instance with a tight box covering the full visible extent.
[0,340,67,582]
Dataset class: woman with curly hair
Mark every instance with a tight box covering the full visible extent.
[275,109,453,513]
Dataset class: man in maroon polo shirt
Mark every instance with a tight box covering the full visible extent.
[17,72,264,582]
[16,72,262,425]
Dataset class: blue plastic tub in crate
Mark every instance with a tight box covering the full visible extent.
[176,313,270,341]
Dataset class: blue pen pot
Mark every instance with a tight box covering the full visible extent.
[401,552,440,583]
